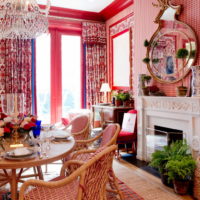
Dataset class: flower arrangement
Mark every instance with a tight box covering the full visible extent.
[115,90,131,102]
[0,113,37,138]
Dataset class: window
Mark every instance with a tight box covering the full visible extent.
[36,30,82,124]
[36,34,51,123]
[61,35,81,116]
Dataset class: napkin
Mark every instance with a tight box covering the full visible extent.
[51,130,71,138]
[14,147,31,156]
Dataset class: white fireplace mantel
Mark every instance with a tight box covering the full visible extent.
[137,96,200,161]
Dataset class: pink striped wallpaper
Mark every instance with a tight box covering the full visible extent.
[106,0,200,97]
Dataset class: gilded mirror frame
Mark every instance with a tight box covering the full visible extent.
[146,0,198,84]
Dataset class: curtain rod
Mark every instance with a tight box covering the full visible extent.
[48,15,105,24]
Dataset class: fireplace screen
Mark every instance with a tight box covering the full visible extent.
[146,126,183,160]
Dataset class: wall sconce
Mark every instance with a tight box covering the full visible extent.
[100,83,111,103]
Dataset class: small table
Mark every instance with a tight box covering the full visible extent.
[0,137,75,200]
[92,105,134,127]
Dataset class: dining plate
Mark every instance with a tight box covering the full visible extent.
[52,130,71,139]
[4,153,36,161]
[6,148,35,158]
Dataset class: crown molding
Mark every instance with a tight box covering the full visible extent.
[100,0,134,20]
[40,0,133,22]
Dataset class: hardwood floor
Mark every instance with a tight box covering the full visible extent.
[113,158,194,200]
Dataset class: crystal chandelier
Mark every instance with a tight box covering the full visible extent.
[0,0,51,39]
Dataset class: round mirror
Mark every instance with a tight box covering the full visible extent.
[146,3,197,83]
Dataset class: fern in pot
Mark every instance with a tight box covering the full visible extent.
[166,155,196,195]
[149,140,191,187]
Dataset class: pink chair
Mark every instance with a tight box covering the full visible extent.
[69,124,124,200]
[64,114,90,141]
[19,145,117,200]
[117,109,137,154]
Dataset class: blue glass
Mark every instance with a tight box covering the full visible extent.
[33,120,42,138]
[36,120,42,126]
[32,126,41,138]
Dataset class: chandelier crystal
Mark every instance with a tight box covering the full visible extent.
[0,0,51,39]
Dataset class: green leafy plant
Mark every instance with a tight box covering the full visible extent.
[149,140,191,174]
[144,39,150,47]
[115,90,131,102]
[176,48,189,59]
[152,58,159,64]
[176,48,189,90]
[166,156,196,181]
[143,57,150,64]
[141,74,151,88]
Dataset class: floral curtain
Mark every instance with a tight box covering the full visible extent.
[82,22,107,108]
[0,39,32,114]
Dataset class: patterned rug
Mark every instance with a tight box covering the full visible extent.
[107,179,144,200]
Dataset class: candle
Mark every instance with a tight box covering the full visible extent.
[14,94,18,115]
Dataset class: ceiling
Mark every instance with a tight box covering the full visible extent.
[37,0,115,12]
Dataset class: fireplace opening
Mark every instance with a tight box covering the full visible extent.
[154,125,183,146]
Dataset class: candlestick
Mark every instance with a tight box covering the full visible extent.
[14,94,19,117]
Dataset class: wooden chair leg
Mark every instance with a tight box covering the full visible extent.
[36,166,43,180]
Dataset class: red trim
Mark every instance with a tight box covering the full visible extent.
[49,18,82,34]
[40,0,133,22]
[100,0,134,20]
[112,86,130,90]
[50,29,62,123]
[50,28,83,123]
[112,28,129,39]
[42,6,104,21]
[109,14,133,91]
[111,29,130,90]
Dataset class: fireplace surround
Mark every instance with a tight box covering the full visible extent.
[137,97,200,161]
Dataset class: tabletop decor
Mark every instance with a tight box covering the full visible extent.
[0,113,37,144]
[114,90,132,106]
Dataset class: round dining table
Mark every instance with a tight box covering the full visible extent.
[0,137,75,200]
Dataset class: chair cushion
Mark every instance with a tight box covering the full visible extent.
[117,131,136,142]
[61,117,70,126]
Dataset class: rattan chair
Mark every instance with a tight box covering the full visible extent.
[70,124,124,200]
[64,114,90,142]
[19,145,117,200]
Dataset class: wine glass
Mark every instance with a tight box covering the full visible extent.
[1,94,14,115]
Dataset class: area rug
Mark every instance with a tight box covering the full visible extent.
[107,179,144,200]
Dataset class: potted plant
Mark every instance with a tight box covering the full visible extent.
[166,156,196,194]
[141,74,152,95]
[115,90,131,106]
[176,48,189,97]
[149,140,191,187]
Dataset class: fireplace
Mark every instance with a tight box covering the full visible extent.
[154,125,183,145]
[146,126,183,158]
[137,96,200,161]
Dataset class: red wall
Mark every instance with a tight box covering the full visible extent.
[107,0,200,97]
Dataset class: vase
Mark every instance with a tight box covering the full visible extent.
[115,100,122,107]
[160,173,173,188]
[176,86,188,97]
[191,66,200,97]
[142,87,149,96]
[173,180,190,195]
